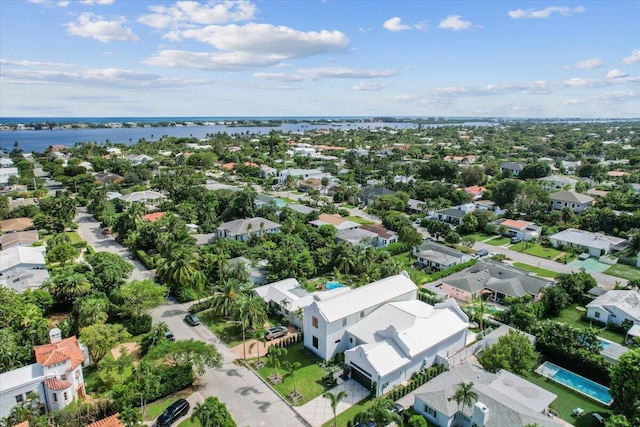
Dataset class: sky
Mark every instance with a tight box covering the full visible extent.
[0,0,639,118]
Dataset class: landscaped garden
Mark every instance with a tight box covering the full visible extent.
[605,263,640,281]
[550,304,627,345]
[255,342,330,406]
[524,372,612,427]
[512,262,558,279]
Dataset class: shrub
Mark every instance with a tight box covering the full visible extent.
[175,288,198,303]
[377,242,410,256]
[136,250,155,269]
[121,314,152,336]
[112,364,194,407]
[189,299,215,314]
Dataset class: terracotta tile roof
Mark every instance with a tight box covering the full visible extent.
[500,219,530,230]
[607,170,627,177]
[360,223,394,239]
[0,217,34,232]
[86,413,124,427]
[44,377,72,390]
[14,421,29,427]
[464,185,487,195]
[34,336,84,369]
[142,212,166,222]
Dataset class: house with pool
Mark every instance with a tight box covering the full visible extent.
[586,290,640,327]
[399,362,563,427]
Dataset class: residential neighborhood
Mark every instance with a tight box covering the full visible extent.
[1,119,640,427]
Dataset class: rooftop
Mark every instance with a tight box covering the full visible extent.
[550,228,627,250]
[218,217,281,236]
[586,290,640,321]
[0,217,34,232]
[0,246,46,271]
[34,336,84,370]
[550,190,594,204]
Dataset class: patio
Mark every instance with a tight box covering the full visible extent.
[296,379,369,427]
[569,258,611,273]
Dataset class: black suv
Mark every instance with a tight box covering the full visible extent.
[156,399,189,427]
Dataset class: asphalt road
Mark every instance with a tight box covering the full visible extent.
[149,299,307,427]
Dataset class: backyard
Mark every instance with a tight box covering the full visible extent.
[550,304,628,345]
[524,371,612,427]
[345,215,373,225]
[255,342,329,406]
[604,263,640,281]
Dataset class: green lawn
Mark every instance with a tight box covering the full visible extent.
[143,389,194,421]
[199,311,245,347]
[84,352,134,394]
[43,231,84,244]
[345,215,373,225]
[464,232,495,242]
[177,418,199,427]
[255,343,328,406]
[605,263,640,281]
[510,243,565,260]
[513,262,558,278]
[392,252,431,285]
[550,305,627,345]
[321,397,372,427]
[485,236,510,246]
[524,372,612,427]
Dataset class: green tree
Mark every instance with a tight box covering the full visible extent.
[190,396,237,427]
[86,251,133,293]
[407,414,429,427]
[119,406,143,427]
[283,360,302,402]
[266,346,286,382]
[322,390,347,427]
[610,348,640,420]
[519,162,551,180]
[356,397,402,426]
[113,346,134,384]
[46,242,79,264]
[76,295,110,328]
[80,323,131,366]
[118,279,167,317]
[541,285,571,316]
[210,279,249,317]
[156,245,200,291]
[478,330,538,375]
[448,381,479,414]
[145,339,223,375]
[234,293,268,331]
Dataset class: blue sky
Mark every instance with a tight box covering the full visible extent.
[1,0,639,118]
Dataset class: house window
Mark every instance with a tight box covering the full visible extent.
[312,336,318,349]
[595,312,601,318]
[312,316,318,328]
[15,394,24,403]
[424,405,437,418]
[342,318,347,327]
[63,392,68,401]
[53,393,58,403]
[360,311,365,318]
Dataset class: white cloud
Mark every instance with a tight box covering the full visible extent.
[58,1,69,7]
[438,15,472,31]
[565,58,603,69]
[65,13,139,43]
[382,17,426,32]
[622,49,640,65]
[508,6,585,19]
[81,0,115,5]
[607,69,628,79]
[138,0,256,29]
[352,82,390,91]
[254,67,396,82]
[383,17,411,32]
[0,58,75,68]
[144,50,285,70]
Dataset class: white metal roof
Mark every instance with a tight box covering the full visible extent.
[315,273,417,322]
[0,246,46,272]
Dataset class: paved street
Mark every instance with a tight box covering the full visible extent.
[150,298,307,427]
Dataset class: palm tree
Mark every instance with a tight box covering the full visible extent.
[190,401,213,427]
[449,381,479,417]
[323,390,348,427]
[356,397,402,426]
[210,279,248,317]
[156,245,200,289]
[283,361,302,402]
[266,346,287,382]
[234,293,268,330]
[248,328,267,367]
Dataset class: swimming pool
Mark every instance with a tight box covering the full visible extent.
[326,282,345,290]
[536,362,613,406]
[599,339,611,350]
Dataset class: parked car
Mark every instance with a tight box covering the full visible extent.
[510,237,521,244]
[184,314,201,326]
[354,420,376,427]
[475,249,489,258]
[156,399,189,427]
[264,325,288,341]
[165,331,175,341]
[579,253,590,260]
[388,403,404,415]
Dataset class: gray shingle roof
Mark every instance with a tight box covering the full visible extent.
[217,217,281,237]
[550,190,594,204]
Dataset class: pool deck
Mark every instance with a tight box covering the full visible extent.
[536,362,613,406]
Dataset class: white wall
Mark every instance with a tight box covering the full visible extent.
[413,397,454,427]
[0,380,47,418]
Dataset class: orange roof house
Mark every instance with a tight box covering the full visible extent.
[87,413,124,427]
[0,217,34,232]
[464,186,487,196]
[142,212,166,222]
[34,336,84,370]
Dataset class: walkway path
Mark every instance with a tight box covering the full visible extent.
[296,379,369,427]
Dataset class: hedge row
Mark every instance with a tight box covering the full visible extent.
[377,242,411,256]
[385,364,446,402]
[423,259,478,283]
[136,250,155,269]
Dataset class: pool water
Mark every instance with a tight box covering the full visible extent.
[326,282,345,290]
[536,362,613,406]
[599,339,611,350]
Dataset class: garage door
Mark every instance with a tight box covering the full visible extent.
[350,364,372,389]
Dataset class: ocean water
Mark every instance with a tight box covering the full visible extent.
[0,118,497,153]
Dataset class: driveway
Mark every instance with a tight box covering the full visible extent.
[472,241,626,289]
[296,379,369,427]
[150,298,308,427]
[74,209,154,282]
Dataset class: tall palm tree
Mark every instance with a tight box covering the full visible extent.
[283,361,302,399]
[248,328,267,367]
[210,279,248,317]
[323,390,348,427]
[156,245,200,289]
[449,381,479,417]
[190,401,213,427]
[234,293,268,330]
[357,397,402,426]
[266,347,286,382]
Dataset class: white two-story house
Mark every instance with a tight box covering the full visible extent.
[303,273,418,360]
